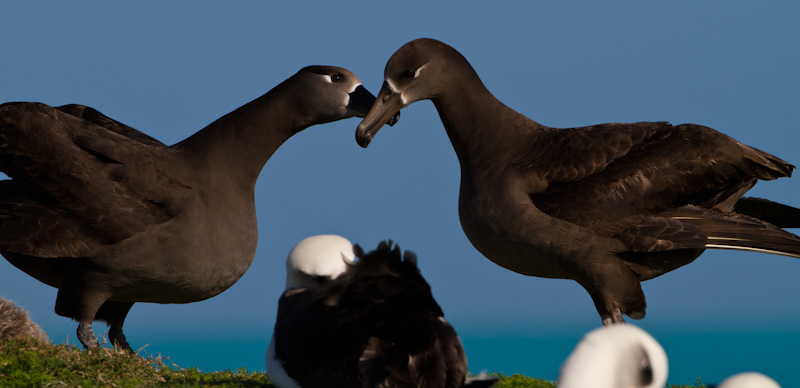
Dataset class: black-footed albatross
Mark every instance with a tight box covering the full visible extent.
[356,38,800,325]
[266,235,497,388]
[0,65,399,351]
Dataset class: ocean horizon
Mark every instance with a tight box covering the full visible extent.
[112,326,799,387]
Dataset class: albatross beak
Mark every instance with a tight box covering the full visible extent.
[346,85,378,118]
[356,81,402,148]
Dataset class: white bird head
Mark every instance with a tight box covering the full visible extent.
[284,234,355,290]
[715,372,781,388]
[558,325,668,388]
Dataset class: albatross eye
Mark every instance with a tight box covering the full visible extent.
[403,69,416,79]
[331,73,344,82]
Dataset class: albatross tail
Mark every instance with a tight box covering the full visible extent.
[684,210,800,259]
[734,197,800,229]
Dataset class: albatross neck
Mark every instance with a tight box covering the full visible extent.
[174,84,300,188]
[431,73,538,172]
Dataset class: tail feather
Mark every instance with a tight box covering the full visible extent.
[733,197,800,229]
[706,236,800,259]
[681,210,800,259]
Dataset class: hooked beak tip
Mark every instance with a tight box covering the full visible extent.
[356,128,373,148]
[355,84,402,149]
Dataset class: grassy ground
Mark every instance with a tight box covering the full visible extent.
[0,338,705,387]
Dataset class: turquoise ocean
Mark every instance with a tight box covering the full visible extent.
[133,327,799,387]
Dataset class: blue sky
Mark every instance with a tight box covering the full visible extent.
[1,1,798,385]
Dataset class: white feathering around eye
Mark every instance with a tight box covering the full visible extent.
[388,64,426,105]
[343,92,351,111]
[386,78,399,94]
[415,63,427,78]
[342,82,363,113]
[384,78,410,106]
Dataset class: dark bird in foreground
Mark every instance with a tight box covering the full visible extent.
[356,38,800,325]
[0,66,398,351]
[266,235,497,388]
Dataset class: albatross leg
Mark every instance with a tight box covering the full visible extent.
[55,285,106,349]
[97,301,134,352]
[70,301,134,351]
[601,309,627,326]
[77,321,98,348]
[55,275,113,350]
[581,260,646,327]
[108,324,131,352]
[590,290,628,326]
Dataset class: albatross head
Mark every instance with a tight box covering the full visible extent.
[356,38,470,148]
[558,325,668,388]
[287,66,398,130]
[284,234,356,290]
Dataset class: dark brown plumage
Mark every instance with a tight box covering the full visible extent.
[267,235,496,388]
[0,66,388,351]
[356,38,800,325]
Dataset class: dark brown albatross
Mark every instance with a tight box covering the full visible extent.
[0,65,398,351]
[356,38,800,325]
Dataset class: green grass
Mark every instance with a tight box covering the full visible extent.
[0,338,272,388]
[0,338,705,387]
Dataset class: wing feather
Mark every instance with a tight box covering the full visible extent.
[0,102,182,257]
[527,122,794,227]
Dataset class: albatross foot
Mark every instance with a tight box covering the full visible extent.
[108,324,133,353]
[601,309,627,326]
[77,322,98,349]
